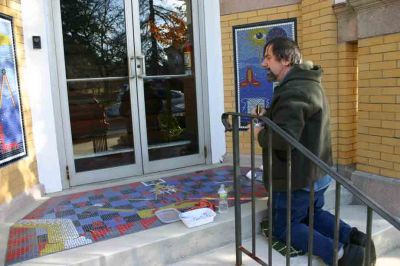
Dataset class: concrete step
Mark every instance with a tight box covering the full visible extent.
[169,235,325,266]
[338,205,400,257]
[169,205,400,266]
[323,180,353,211]
[12,199,268,266]
[377,247,400,266]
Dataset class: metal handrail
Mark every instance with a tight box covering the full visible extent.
[222,112,400,229]
[222,112,400,266]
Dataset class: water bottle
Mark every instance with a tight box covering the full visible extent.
[218,184,228,213]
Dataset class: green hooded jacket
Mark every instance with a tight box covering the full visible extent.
[258,63,333,191]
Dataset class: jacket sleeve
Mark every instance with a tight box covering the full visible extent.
[258,92,311,151]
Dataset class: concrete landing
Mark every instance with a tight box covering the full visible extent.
[8,200,268,266]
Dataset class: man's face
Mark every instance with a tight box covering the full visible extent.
[261,44,289,82]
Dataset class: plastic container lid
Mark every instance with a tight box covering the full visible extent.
[179,207,216,228]
[155,208,181,223]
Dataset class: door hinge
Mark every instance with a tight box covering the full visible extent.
[204,146,207,159]
[66,166,70,180]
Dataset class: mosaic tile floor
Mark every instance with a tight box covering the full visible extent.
[5,166,266,265]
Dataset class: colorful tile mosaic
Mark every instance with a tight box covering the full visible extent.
[5,166,266,265]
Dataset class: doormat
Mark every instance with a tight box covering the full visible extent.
[5,165,266,265]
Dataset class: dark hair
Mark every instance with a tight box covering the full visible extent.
[263,37,302,66]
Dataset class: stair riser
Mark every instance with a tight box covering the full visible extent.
[374,226,400,257]
[155,210,266,265]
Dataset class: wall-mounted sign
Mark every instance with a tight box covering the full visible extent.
[0,14,26,167]
[233,18,296,128]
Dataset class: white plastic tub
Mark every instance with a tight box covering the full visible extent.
[179,208,216,228]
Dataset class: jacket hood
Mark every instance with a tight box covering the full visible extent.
[279,61,323,87]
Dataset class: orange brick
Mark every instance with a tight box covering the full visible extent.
[369,158,393,169]
[383,34,400,44]
[358,54,383,63]
[267,14,289,21]
[369,112,396,120]
[302,10,320,21]
[257,8,278,16]
[357,164,380,175]
[238,11,257,18]
[359,119,381,127]
[369,128,395,137]
[382,104,400,112]
[382,69,400,78]
[276,4,299,13]
[382,121,400,130]
[357,156,369,164]
[370,43,398,53]
[369,143,394,153]
[357,134,381,144]
[358,103,381,112]
[370,95,396,103]
[383,51,400,61]
[358,36,384,47]
[221,14,238,22]
[370,61,397,70]
[381,152,400,162]
[380,169,400,178]
[382,87,400,95]
[321,22,337,31]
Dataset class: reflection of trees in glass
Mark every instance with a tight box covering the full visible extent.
[61,0,128,79]
[139,0,189,75]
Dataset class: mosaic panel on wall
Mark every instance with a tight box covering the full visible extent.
[0,14,26,167]
[233,18,296,128]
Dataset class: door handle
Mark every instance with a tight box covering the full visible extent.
[129,56,136,79]
[136,55,146,78]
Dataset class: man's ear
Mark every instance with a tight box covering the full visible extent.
[282,58,290,66]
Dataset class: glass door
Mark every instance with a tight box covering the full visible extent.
[55,0,143,185]
[133,0,205,173]
[55,0,205,186]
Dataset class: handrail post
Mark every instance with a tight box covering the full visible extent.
[308,181,315,266]
[267,127,273,266]
[286,144,292,266]
[333,182,341,266]
[366,207,373,266]
[250,119,256,255]
[232,115,242,266]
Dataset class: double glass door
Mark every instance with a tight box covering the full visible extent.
[55,0,205,186]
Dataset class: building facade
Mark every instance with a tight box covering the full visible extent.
[1,0,400,219]
[0,0,225,220]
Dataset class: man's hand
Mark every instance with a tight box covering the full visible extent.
[253,124,263,137]
[250,105,266,137]
[250,105,266,116]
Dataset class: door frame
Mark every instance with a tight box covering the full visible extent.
[52,0,144,186]
[131,0,206,174]
[52,0,208,186]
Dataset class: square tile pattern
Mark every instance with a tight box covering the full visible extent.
[6,166,266,265]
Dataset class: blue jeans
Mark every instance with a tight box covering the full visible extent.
[272,188,352,265]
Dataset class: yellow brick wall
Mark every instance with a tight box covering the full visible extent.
[301,0,340,164]
[357,33,400,178]
[0,0,39,205]
[337,42,357,165]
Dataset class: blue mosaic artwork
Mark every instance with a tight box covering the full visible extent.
[233,18,296,128]
[0,14,26,166]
